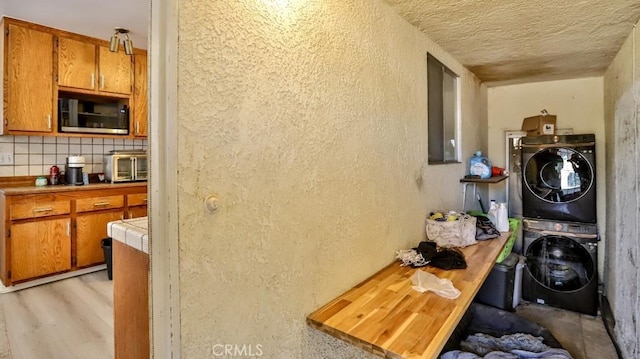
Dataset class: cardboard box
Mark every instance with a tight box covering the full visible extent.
[521,115,556,136]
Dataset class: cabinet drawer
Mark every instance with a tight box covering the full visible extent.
[10,196,71,220]
[127,193,148,207]
[76,195,124,213]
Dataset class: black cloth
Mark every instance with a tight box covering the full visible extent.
[440,303,563,356]
[413,241,467,270]
[472,215,500,240]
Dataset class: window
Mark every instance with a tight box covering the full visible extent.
[427,53,459,164]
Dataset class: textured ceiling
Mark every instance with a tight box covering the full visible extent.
[383,0,640,85]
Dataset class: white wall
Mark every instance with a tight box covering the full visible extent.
[487,78,606,274]
[175,0,486,357]
[603,22,640,358]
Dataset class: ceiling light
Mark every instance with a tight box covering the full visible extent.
[109,27,134,55]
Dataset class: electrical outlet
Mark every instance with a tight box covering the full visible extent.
[0,153,14,165]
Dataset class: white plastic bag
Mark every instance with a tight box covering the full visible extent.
[410,270,460,299]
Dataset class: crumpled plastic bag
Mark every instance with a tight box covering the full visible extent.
[410,270,461,299]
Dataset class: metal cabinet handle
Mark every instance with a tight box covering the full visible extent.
[143,198,148,203]
[47,114,52,130]
[100,75,105,89]
[91,73,95,88]
[136,121,140,134]
[93,202,110,207]
[32,207,53,213]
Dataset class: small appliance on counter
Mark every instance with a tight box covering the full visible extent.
[104,150,148,183]
[65,155,85,186]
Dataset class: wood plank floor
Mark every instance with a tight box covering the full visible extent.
[0,271,113,359]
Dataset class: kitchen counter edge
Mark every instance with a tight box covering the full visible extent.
[0,182,148,195]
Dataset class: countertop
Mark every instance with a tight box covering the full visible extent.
[0,181,147,195]
[307,232,510,359]
[108,217,149,254]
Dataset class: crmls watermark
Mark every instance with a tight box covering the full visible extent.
[211,344,264,357]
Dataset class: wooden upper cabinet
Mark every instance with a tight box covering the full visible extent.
[132,51,148,137]
[4,23,54,133]
[98,46,132,95]
[57,37,97,90]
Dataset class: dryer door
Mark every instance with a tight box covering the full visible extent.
[523,147,594,203]
[525,235,595,292]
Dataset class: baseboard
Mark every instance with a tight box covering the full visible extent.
[0,265,107,294]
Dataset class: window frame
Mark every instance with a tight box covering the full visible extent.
[427,53,461,164]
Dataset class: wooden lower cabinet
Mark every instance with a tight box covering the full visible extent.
[10,218,71,282]
[0,184,147,286]
[126,193,148,219]
[128,205,147,219]
[76,210,124,267]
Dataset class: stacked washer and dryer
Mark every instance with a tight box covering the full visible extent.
[520,134,599,315]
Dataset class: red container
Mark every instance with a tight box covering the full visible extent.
[49,165,60,185]
[491,166,508,177]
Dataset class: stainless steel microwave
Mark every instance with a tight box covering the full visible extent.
[104,150,148,182]
[58,98,129,135]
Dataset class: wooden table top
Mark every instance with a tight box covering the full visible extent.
[307,232,510,359]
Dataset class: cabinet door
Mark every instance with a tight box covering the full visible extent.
[57,37,96,90]
[98,46,132,94]
[5,23,54,132]
[11,218,71,282]
[132,51,148,137]
[128,206,148,219]
[76,210,123,267]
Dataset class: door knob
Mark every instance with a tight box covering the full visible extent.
[204,195,220,213]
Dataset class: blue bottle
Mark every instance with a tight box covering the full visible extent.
[469,151,492,179]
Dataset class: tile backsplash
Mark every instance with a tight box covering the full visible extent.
[0,136,147,177]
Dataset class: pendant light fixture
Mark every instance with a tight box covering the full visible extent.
[109,27,134,55]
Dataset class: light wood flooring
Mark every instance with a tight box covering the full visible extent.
[0,271,113,359]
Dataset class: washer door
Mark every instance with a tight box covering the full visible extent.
[526,235,595,292]
[524,147,593,203]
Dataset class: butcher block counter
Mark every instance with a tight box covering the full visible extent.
[307,232,510,359]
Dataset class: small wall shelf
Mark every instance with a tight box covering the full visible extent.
[460,175,509,184]
[460,175,509,211]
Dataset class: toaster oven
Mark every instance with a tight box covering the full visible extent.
[104,150,148,182]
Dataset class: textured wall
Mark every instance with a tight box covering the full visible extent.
[486,78,606,273]
[176,0,485,358]
[603,22,640,359]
